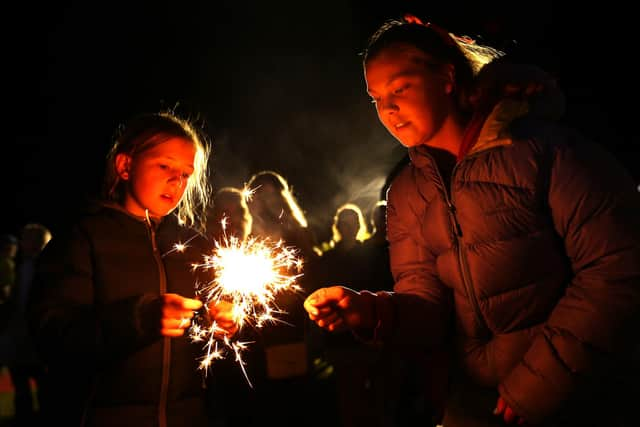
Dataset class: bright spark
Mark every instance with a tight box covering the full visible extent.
[242,184,257,202]
[189,231,303,386]
[162,233,199,257]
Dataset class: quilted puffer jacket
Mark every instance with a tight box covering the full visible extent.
[373,100,640,425]
[28,203,212,427]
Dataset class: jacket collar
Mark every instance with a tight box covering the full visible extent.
[468,98,530,156]
[95,201,167,229]
[408,98,530,167]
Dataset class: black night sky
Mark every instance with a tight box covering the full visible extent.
[5,1,638,241]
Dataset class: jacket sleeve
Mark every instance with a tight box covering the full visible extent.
[499,132,640,424]
[27,225,162,368]
[375,171,453,354]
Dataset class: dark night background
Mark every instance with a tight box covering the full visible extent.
[5,1,638,242]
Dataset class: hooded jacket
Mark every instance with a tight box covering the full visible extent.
[372,99,640,425]
[28,203,212,427]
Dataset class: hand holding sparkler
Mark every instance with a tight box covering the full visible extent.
[160,293,203,337]
[304,286,376,333]
[207,299,239,338]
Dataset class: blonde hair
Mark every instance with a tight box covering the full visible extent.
[247,170,308,229]
[451,35,505,75]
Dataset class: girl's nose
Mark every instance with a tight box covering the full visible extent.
[170,173,185,188]
[380,97,398,114]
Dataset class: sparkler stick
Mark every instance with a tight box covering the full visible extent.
[188,221,304,387]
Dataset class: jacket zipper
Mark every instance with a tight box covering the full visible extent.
[148,222,170,427]
[433,157,490,336]
[451,202,489,335]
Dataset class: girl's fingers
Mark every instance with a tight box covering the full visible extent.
[322,317,345,332]
[161,327,186,337]
[309,301,343,323]
[503,406,517,424]
[163,293,203,311]
[182,298,203,311]
[163,317,192,329]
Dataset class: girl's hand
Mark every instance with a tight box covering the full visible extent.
[208,299,239,338]
[160,293,203,337]
[304,286,375,332]
[494,396,526,425]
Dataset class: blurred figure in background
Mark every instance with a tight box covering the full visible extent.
[243,169,326,426]
[206,186,252,242]
[0,232,19,418]
[319,202,370,288]
[363,200,435,426]
[0,234,18,304]
[5,223,52,426]
[318,202,391,427]
[246,170,317,258]
[360,200,393,292]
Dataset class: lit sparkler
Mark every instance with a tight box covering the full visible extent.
[188,221,304,386]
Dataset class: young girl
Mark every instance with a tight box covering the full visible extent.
[28,111,236,426]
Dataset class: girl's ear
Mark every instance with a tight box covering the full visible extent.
[115,153,132,180]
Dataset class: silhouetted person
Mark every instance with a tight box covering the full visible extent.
[206,186,252,242]
[0,232,18,411]
[243,170,326,426]
[319,202,370,288]
[0,234,18,305]
[5,223,52,426]
[361,201,435,426]
[359,200,393,292]
[246,170,317,260]
[318,202,395,427]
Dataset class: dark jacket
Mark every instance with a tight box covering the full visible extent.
[28,203,211,427]
[374,100,640,425]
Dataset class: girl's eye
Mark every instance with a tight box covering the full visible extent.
[393,84,409,95]
[159,164,169,170]
[181,173,191,179]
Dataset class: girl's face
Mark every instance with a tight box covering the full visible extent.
[119,137,196,220]
[365,44,454,148]
[249,183,286,222]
